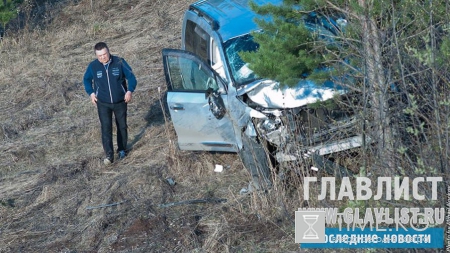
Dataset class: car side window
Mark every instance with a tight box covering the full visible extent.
[166,55,218,92]
[185,20,209,62]
[185,20,227,85]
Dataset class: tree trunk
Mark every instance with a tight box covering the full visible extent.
[358,0,395,174]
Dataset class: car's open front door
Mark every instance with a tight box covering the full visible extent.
[162,49,237,152]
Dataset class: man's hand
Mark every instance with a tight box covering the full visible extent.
[90,93,97,105]
[125,91,133,103]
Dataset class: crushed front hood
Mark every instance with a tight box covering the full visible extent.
[243,79,348,109]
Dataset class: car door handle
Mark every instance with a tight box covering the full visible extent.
[170,105,184,110]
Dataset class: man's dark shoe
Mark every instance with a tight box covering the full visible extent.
[118,150,126,160]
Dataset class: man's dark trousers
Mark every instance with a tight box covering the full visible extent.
[97,100,127,161]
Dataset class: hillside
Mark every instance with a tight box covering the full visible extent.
[0,0,297,252]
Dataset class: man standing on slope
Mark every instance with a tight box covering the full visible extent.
[83,42,137,165]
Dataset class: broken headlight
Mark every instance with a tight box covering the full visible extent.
[255,112,290,147]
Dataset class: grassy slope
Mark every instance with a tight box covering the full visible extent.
[0,0,297,252]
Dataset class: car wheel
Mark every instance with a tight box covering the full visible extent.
[238,132,272,191]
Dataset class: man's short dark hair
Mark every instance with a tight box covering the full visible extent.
[94,42,109,52]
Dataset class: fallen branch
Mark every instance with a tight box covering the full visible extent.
[86,201,126,210]
[159,198,227,208]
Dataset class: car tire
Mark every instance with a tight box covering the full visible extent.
[238,132,272,191]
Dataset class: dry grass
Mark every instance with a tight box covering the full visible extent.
[0,0,299,252]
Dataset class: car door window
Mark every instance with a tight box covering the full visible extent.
[165,54,219,92]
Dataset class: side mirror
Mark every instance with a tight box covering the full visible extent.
[205,88,226,119]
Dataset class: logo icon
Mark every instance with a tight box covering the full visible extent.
[295,210,325,243]
[303,214,319,239]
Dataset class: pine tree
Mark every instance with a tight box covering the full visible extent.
[242,0,450,175]
[0,0,22,36]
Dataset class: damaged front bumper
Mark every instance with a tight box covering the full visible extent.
[239,79,364,162]
[254,108,365,162]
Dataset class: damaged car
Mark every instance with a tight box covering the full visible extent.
[162,0,362,189]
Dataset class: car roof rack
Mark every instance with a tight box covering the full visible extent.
[189,4,220,31]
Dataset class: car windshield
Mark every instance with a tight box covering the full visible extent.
[223,34,259,87]
[223,14,346,87]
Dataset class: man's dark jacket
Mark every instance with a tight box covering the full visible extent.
[83,55,137,104]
